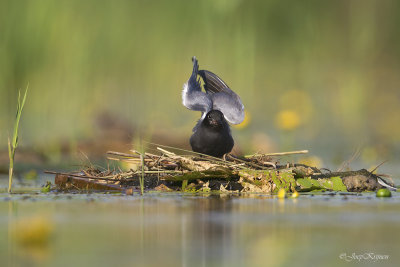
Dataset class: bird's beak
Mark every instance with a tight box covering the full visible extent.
[210,119,218,126]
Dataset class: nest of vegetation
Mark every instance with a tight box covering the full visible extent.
[49,144,396,194]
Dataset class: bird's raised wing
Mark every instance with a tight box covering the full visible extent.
[198,70,230,93]
[182,57,212,114]
[198,70,244,125]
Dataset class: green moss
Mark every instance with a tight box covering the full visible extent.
[239,169,296,193]
[280,171,296,192]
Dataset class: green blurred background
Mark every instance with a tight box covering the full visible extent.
[1,0,400,169]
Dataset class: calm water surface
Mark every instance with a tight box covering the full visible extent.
[0,176,399,267]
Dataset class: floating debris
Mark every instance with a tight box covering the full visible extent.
[47,144,397,194]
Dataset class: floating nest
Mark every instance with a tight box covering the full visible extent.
[49,144,396,194]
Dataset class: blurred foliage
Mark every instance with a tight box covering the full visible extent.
[13,215,54,247]
[275,109,301,131]
[0,0,399,161]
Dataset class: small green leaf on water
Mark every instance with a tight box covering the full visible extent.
[41,181,52,193]
[376,188,391,197]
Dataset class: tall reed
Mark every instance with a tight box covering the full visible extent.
[8,86,28,193]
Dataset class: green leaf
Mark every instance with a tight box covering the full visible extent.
[295,176,348,192]
[41,181,52,193]
[331,176,348,191]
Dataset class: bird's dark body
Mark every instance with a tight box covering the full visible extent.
[190,110,234,158]
[182,57,244,158]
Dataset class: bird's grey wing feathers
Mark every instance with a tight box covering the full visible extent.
[182,57,212,114]
[198,70,230,93]
[199,70,244,125]
[211,92,244,124]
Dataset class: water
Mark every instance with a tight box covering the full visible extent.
[1,177,399,267]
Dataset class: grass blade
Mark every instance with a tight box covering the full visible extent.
[8,85,28,193]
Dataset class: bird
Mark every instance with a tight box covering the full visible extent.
[182,56,245,157]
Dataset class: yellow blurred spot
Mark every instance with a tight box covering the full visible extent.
[275,109,301,131]
[298,156,323,168]
[279,90,313,123]
[292,191,299,198]
[233,110,251,129]
[14,216,54,247]
[277,188,286,199]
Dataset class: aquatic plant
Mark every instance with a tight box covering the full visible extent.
[8,86,28,193]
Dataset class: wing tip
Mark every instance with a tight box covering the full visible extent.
[377,177,398,191]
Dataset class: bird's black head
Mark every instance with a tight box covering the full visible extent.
[204,110,225,128]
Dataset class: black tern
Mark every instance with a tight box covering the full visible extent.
[182,57,245,157]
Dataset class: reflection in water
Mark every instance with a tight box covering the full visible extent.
[7,201,54,267]
[189,196,234,267]
[1,193,399,267]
